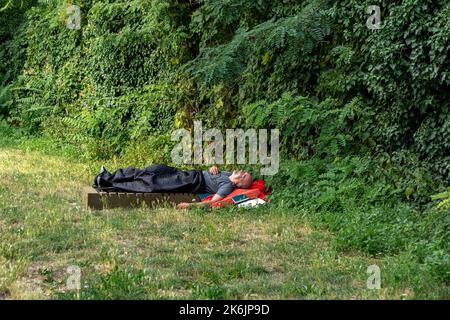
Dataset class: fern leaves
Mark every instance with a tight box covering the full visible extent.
[187,1,332,87]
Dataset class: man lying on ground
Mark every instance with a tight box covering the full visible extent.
[93,164,253,209]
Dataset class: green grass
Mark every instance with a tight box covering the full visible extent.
[0,134,448,299]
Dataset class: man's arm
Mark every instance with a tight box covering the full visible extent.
[176,165,227,209]
[176,194,224,209]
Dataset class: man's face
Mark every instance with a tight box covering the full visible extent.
[230,170,252,188]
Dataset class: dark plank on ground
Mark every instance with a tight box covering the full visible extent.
[82,186,201,210]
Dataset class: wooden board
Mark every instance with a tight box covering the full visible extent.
[82,186,201,210]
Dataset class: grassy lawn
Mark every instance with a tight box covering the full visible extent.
[0,138,443,299]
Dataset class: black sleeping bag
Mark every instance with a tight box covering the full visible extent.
[93,164,206,193]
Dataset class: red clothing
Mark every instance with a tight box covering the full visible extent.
[200,179,270,207]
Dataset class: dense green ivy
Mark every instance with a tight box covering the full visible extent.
[1,0,448,173]
[1,0,448,175]
[0,0,449,286]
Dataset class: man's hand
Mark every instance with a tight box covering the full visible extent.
[176,194,225,210]
[209,165,219,175]
[176,202,192,209]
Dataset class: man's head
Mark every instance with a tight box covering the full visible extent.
[229,170,253,189]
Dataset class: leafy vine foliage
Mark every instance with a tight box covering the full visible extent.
[0,0,449,286]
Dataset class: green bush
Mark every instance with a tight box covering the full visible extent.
[266,156,449,282]
[1,0,449,287]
